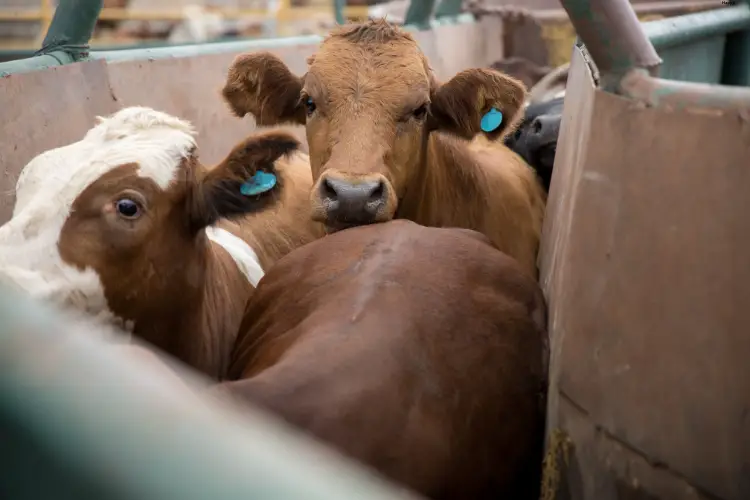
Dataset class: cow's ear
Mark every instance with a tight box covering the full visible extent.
[187,131,300,232]
[222,52,306,126]
[428,68,526,141]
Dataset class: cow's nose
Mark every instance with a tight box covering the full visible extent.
[529,114,561,144]
[320,176,387,224]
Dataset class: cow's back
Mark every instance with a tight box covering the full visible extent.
[223,220,547,499]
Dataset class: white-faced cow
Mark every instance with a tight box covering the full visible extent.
[221,19,546,277]
[214,220,549,500]
[0,106,324,378]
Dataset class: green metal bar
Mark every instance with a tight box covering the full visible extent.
[642,5,750,50]
[334,0,346,25]
[39,0,103,58]
[0,285,421,500]
[0,0,102,76]
[560,0,662,90]
[434,0,463,19]
[721,26,750,86]
[404,0,437,28]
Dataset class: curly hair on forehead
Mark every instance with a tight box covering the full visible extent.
[327,18,416,45]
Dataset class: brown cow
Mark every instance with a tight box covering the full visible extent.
[0,106,324,378]
[221,19,546,277]
[214,220,549,500]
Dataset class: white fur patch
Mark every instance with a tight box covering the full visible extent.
[0,106,197,323]
[205,227,265,287]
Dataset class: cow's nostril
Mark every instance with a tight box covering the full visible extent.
[369,182,385,202]
[322,178,338,200]
[532,118,543,134]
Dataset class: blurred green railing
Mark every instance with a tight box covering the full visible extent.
[0,0,464,75]
[560,0,750,89]
[643,3,750,85]
[2,0,750,88]
[0,284,422,500]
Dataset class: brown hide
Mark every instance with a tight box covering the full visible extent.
[215,220,549,499]
[54,126,322,378]
[221,20,546,278]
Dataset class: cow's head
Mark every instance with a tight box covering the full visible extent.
[0,106,297,329]
[222,19,526,231]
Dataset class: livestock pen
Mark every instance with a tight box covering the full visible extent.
[1,0,750,498]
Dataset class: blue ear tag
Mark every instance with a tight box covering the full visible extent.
[480,108,503,133]
[240,171,277,196]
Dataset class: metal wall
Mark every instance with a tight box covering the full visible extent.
[539,23,750,500]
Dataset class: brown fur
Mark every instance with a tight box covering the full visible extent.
[58,131,324,378]
[214,220,549,499]
[221,19,546,277]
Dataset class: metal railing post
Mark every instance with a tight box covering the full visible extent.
[559,0,662,91]
[0,0,102,76]
[38,0,103,62]
[334,0,346,25]
[434,0,462,19]
[404,0,437,28]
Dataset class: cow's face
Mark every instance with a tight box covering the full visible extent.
[0,107,296,328]
[221,19,527,232]
[504,97,563,193]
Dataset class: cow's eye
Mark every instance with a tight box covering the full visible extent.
[115,198,140,219]
[412,104,428,120]
[305,97,317,116]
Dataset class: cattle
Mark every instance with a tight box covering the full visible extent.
[0,106,324,378]
[213,220,549,500]
[221,19,546,278]
[504,97,563,193]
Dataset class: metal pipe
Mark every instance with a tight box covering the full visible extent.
[404,0,437,28]
[334,0,346,24]
[0,0,102,75]
[0,285,422,500]
[434,0,463,19]
[643,4,750,50]
[38,0,104,60]
[559,0,662,90]
[621,67,750,110]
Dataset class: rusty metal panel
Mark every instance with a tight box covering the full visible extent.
[540,45,750,500]
[0,59,119,225]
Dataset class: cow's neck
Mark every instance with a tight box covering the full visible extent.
[132,232,254,380]
[397,133,484,226]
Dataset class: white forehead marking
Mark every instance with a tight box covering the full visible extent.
[14,106,196,217]
[0,106,197,327]
[205,227,265,287]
